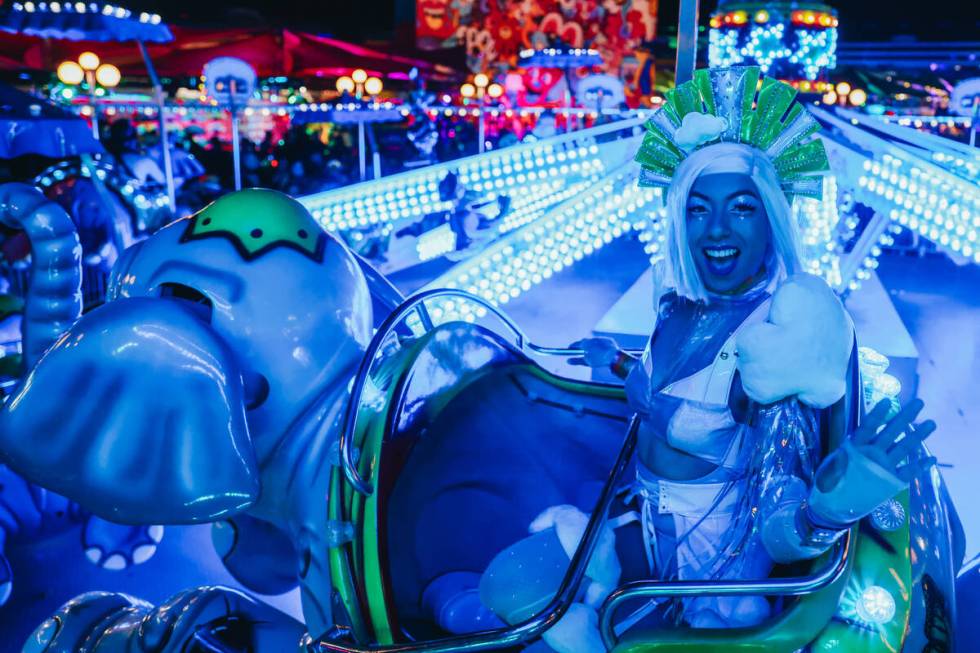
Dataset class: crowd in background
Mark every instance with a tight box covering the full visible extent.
[91,104,581,217]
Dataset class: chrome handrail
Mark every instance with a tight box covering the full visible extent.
[319,416,641,653]
[338,287,637,496]
[338,288,532,496]
[598,532,853,649]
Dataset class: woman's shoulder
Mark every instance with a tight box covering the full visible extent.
[736,273,854,409]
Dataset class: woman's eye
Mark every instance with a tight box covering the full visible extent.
[687,205,709,217]
[732,202,757,214]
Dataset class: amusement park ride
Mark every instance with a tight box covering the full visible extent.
[0,2,976,653]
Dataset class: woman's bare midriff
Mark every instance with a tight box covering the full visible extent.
[637,425,725,481]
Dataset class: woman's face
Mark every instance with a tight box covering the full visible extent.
[685,172,771,295]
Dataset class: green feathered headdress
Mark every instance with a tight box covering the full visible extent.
[635,66,830,199]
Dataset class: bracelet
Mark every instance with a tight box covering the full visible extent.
[795,501,847,550]
[610,351,634,378]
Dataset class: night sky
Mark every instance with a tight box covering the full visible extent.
[117,1,979,43]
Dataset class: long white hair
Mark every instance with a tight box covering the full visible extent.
[659,142,804,303]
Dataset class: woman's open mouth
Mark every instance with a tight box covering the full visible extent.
[702,245,740,276]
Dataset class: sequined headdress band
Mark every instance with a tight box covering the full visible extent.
[635,66,830,200]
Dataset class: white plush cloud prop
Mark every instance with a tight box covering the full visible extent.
[529,504,620,606]
[674,111,728,150]
[736,274,854,408]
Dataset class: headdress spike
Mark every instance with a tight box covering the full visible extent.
[636,66,828,200]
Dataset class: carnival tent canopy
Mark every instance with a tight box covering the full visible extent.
[0,81,102,158]
[0,27,449,80]
[0,2,173,43]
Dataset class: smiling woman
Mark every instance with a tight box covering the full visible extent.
[663,142,803,302]
[685,173,771,295]
[471,67,939,652]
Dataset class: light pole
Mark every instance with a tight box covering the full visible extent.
[339,71,384,181]
[675,0,700,85]
[364,76,383,180]
[57,52,120,139]
[461,75,503,153]
[352,68,369,99]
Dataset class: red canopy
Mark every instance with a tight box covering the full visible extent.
[0,27,449,79]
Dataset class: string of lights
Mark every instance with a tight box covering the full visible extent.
[298,118,645,233]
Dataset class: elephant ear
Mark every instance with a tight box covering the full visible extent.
[0,297,260,525]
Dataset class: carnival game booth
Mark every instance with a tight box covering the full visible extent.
[317,287,959,653]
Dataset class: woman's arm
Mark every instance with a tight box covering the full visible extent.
[567,337,637,379]
[762,398,936,563]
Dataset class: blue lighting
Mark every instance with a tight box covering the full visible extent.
[709,4,837,82]
[855,585,897,625]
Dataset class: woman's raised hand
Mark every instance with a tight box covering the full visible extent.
[808,398,937,528]
[567,337,621,368]
[850,398,937,481]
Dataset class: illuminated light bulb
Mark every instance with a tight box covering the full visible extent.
[364,77,383,96]
[351,69,368,84]
[848,88,867,106]
[487,83,504,98]
[473,73,490,88]
[78,51,100,71]
[57,60,84,85]
[754,9,768,23]
[855,586,896,624]
[835,82,851,96]
[95,63,121,87]
[336,76,355,93]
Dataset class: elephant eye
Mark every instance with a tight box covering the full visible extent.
[159,282,213,324]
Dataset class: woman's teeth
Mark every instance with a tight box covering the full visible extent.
[704,247,739,260]
[702,246,740,276]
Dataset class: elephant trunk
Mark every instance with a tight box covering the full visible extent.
[0,183,82,370]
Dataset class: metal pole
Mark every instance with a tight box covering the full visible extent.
[358,120,367,181]
[231,110,242,191]
[971,96,979,148]
[137,40,176,213]
[229,79,242,191]
[85,71,100,140]
[675,0,701,86]
[478,107,486,153]
[365,121,381,180]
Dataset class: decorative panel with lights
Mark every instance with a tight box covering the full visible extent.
[709,1,838,85]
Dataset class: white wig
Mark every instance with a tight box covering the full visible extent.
[659,142,804,303]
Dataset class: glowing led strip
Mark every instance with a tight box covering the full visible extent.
[414,178,593,262]
[419,170,661,324]
[796,175,844,289]
[298,118,646,233]
[858,154,980,262]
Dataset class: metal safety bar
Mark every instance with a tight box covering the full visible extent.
[321,415,641,653]
[339,288,529,495]
[338,288,639,496]
[598,532,852,650]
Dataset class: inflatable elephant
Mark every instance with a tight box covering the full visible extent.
[0,187,375,650]
[0,184,163,609]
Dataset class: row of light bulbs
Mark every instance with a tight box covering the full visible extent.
[11,1,161,22]
[415,179,588,262]
[795,176,845,290]
[411,147,971,331]
[857,154,980,263]
[300,138,608,233]
[929,151,979,184]
[421,171,660,324]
